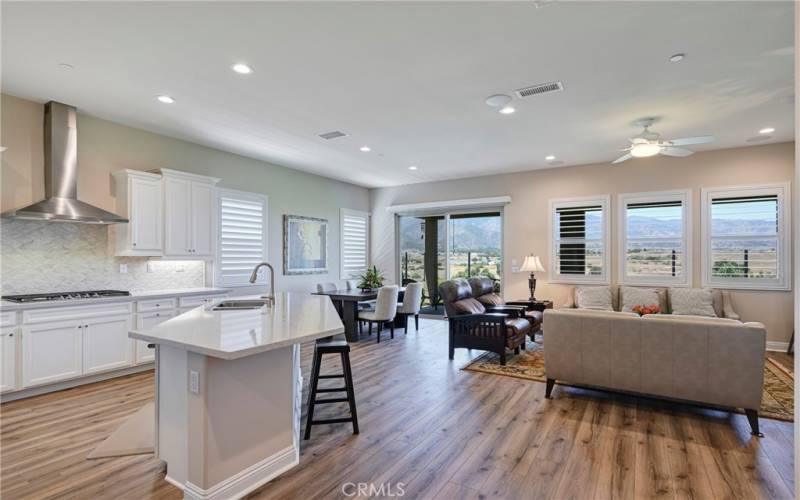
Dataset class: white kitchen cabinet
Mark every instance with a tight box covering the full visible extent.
[82,314,134,375]
[112,169,163,256]
[21,320,83,388]
[163,174,192,256]
[190,182,215,256]
[135,311,174,364]
[1,327,17,392]
[160,169,220,259]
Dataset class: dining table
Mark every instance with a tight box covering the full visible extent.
[313,287,405,342]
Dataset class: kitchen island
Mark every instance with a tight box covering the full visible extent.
[129,292,343,500]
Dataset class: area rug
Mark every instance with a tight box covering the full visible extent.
[462,342,794,422]
[88,402,154,459]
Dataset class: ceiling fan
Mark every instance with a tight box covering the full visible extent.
[612,118,714,164]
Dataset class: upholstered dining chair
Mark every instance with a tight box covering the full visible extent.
[345,280,359,291]
[316,282,338,293]
[396,282,423,333]
[358,285,399,343]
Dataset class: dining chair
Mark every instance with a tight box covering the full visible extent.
[345,280,359,291]
[396,282,423,333]
[358,285,399,343]
[316,282,338,293]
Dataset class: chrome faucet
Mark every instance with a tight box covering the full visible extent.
[249,262,275,306]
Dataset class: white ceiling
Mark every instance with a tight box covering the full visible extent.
[2,1,794,188]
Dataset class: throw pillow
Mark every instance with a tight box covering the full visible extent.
[575,286,614,311]
[669,288,717,317]
[620,286,661,313]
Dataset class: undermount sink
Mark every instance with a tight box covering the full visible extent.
[211,299,272,311]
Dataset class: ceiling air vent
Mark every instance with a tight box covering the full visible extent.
[318,131,348,140]
[515,81,564,98]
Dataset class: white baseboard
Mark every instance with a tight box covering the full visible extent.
[183,445,299,500]
[1,364,154,402]
[766,341,790,352]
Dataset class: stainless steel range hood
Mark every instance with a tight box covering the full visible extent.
[2,101,128,224]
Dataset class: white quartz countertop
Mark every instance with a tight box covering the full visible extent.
[129,292,344,360]
[0,287,228,311]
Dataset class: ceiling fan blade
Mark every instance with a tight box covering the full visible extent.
[612,153,633,164]
[661,147,694,157]
[669,135,715,146]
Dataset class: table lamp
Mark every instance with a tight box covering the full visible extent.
[520,255,546,301]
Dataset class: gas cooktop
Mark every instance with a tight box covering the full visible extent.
[1,290,131,303]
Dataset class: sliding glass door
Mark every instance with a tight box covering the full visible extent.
[398,210,502,315]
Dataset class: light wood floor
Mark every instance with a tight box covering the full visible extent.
[1,318,794,499]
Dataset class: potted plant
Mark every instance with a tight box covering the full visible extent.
[357,265,385,291]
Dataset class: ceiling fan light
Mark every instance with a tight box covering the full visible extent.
[630,143,661,158]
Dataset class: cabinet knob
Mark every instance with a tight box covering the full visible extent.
[85,324,89,328]
[8,333,13,337]
[155,313,160,317]
[133,242,137,247]
[155,304,160,307]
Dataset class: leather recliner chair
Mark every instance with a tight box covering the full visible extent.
[468,277,544,338]
[439,278,531,365]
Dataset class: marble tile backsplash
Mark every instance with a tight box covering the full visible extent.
[1,220,205,294]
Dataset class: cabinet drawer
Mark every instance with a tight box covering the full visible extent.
[137,298,177,313]
[179,294,226,309]
[0,311,17,327]
[23,302,133,325]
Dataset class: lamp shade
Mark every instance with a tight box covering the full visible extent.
[520,255,546,273]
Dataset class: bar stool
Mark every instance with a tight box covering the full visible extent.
[304,336,359,440]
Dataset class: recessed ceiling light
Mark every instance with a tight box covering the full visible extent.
[58,62,74,70]
[359,146,371,152]
[156,95,175,104]
[485,94,512,107]
[669,53,685,62]
[408,165,418,170]
[499,106,516,115]
[545,155,556,161]
[759,127,775,134]
[231,63,253,74]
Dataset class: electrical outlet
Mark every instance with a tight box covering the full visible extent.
[147,261,154,273]
[189,370,200,394]
[176,262,185,272]
[119,264,128,274]
[512,266,520,273]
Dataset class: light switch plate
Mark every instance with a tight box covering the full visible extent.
[189,370,200,394]
[119,264,128,274]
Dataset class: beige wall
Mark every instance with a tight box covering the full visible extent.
[0,93,370,293]
[370,142,795,345]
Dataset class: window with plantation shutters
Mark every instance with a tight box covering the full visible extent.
[549,196,610,284]
[217,190,268,287]
[702,184,790,290]
[619,190,691,286]
[340,209,369,280]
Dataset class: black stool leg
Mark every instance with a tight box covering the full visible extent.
[341,351,359,434]
[415,314,419,331]
[390,321,394,339]
[304,348,322,440]
[376,322,381,343]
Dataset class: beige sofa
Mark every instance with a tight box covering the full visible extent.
[543,294,767,436]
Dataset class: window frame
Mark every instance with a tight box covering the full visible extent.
[215,188,269,289]
[548,195,611,285]
[701,183,791,291]
[617,189,692,287]
[340,208,370,280]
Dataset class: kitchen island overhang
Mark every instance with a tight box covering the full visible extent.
[130,292,343,500]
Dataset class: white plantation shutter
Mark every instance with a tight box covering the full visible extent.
[619,190,691,286]
[702,184,790,290]
[549,196,610,284]
[217,190,268,287]
[340,209,369,279]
